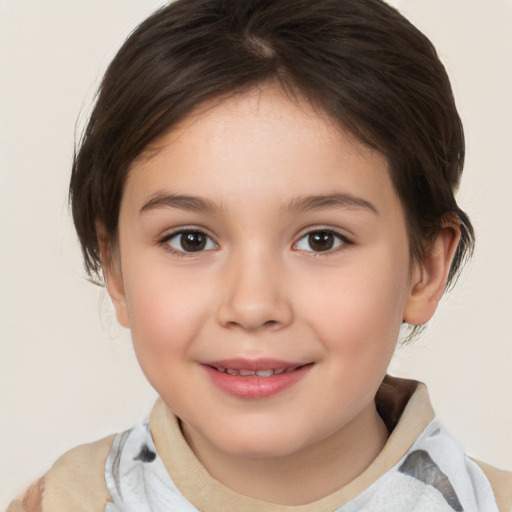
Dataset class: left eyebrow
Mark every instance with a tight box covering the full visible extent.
[140,192,224,215]
[282,193,379,216]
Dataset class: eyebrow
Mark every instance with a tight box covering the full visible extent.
[140,193,224,215]
[140,191,378,216]
[283,193,379,215]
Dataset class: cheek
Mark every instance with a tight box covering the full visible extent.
[300,253,409,358]
[122,266,211,369]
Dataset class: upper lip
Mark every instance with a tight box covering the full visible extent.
[202,358,309,372]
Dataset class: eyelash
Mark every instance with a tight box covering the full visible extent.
[158,227,352,256]
[159,228,218,256]
[293,228,352,255]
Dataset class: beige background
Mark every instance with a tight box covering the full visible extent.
[1,0,511,507]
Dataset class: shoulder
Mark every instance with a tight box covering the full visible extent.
[473,459,512,512]
[8,434,116,512]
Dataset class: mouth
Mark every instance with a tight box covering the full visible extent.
[210,365,305,377]
[201,359,313,399]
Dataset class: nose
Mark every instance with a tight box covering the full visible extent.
[216,251,293,332]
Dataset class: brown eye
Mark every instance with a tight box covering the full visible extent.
[295,230,347,253]
[181,231,206,251]
[308,231,335,251]
[167,230,217,253]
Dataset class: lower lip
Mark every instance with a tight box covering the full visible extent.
[203,365,312,399]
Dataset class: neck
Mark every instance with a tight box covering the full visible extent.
[182,402,389,505]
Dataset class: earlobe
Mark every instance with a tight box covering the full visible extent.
[97,224,131,328]
[403,221,461,326]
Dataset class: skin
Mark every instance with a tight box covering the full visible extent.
[103,88,459,505]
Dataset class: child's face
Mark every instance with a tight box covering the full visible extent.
[108,88,421,461]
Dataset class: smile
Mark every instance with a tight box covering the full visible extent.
[202,360,313,399]
[212,366,301,377]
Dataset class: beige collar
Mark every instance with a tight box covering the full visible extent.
[150,376,434,512]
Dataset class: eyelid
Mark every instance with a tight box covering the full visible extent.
[158,226,219,255]
[293,227,353,254]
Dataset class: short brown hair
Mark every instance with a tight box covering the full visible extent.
[70,0,474,289]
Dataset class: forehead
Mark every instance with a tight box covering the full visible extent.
[123,88,400,219]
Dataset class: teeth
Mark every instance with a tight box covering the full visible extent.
[238,369,256,376]
[255,369,274,377]
[214,365,301,376]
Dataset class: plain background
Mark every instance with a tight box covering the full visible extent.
[1,0,511,507]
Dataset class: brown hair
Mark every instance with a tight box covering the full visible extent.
[70,0,474,291]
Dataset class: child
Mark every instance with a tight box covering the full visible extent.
[7,0,511,510]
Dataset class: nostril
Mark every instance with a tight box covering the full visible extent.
[216,294,293,331]
[225,318,280,332]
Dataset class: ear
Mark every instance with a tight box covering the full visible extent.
[97,224,131,328]
[403,220,461,326]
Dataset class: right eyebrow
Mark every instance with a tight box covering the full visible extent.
[283,192,379,216]
[139,192,224,215]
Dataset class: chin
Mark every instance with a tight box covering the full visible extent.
[209,422,317,459]
[223,439,300,459]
